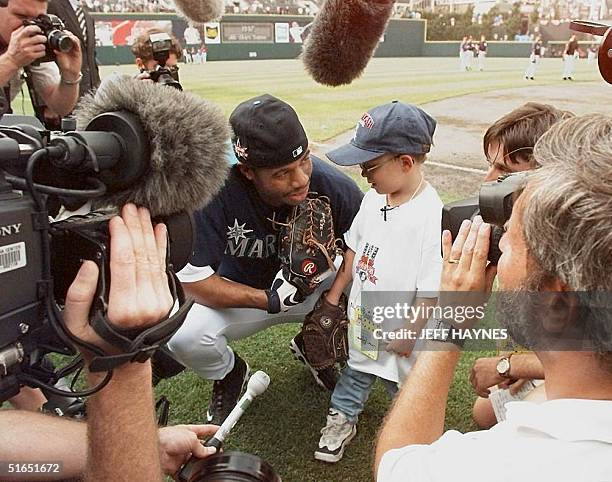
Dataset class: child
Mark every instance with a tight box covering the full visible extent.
[314,101,443,462]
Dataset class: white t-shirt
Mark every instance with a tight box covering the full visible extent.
[344,184,443,383]
[378,399,612,482]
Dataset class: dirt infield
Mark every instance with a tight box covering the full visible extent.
[313,81,612,200]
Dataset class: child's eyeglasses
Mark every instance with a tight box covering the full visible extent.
[359,155,399,175]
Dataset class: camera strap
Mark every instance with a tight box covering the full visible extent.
[87,271,194,372]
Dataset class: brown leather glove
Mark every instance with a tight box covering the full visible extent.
[302,291,349,369]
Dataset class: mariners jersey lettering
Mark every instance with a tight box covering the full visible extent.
[179,156,363,289]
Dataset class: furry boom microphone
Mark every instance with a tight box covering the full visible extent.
[173,0,224,23]
[302,0,395,87]
[73,75,230,217]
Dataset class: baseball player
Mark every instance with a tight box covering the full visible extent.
[562,34,580,80]
[525,36,543,80]
[587,43,599,64]
[478,35,488,71]
[312,102,443,463]
[166,94,363,425]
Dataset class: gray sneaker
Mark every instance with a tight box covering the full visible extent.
[314,409,357,463]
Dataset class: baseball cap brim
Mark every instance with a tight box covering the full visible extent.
[326,141,385,166]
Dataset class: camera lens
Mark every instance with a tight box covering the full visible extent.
[48,30,73,53]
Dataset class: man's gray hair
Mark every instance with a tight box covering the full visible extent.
[523,114,612,364]
[524,113,612,291]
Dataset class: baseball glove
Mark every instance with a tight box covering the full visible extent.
[277,194,343,298]
[302,291,349,370]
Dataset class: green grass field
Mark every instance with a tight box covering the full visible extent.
[7,56,600,481]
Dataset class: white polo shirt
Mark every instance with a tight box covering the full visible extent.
[378,399,612,482]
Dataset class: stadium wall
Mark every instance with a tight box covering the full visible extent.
[91,13,535,64]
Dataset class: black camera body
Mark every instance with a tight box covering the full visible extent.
[23,14,73,64]
[0,112,194,402]
[142,32,183,90]
[147,65,182,90]
[442,173,528,264]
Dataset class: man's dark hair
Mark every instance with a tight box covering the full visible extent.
[483,102,573,165]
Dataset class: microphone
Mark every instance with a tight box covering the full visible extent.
[204,370,270,451]
[74,75,230,217]
[173,0,223,24]
[302,0,395,87]
[0,75,230,218]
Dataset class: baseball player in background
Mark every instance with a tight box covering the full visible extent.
[478,35,488,71]
[525,36,543,80]
[562,34,580,80]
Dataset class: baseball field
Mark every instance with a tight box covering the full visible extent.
[12,56,607,481]
[112,56,605,482]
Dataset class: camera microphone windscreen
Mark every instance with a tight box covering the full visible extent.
[173,0,223,24]
[75,75,230,217]
[302,0,395,87]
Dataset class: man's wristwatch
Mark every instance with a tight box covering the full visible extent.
[430,318,465,348]
[496,354,513,378]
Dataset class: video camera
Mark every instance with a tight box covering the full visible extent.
[143,32,183,90]
[0,109,194,403]
[23,14,73,64]
[442,173,528,263]
[569,20,612,84]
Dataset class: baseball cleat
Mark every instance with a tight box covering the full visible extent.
[290,332,337,391]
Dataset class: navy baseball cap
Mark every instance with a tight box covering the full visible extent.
[229,94,309,169]
[327,101,436,166]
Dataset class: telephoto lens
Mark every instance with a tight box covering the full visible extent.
[178,452,282,482]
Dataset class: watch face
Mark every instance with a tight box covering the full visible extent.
[497,358,510,375]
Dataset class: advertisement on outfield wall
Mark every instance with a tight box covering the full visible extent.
[95,18,312,47]
[204,22,221,44]
[94,19,173,46]
[275,23,289,43]
[222,23,274,43]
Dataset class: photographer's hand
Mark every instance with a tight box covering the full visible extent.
[158,425,219,476]
[437,217,496,329]
[63,204,172,482]
[54,30,82,81]
[2,25,47,70]
[63,204,173,354]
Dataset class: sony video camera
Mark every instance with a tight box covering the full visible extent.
[442,173,528,263]
[23,14,73,64]
[0,111,194,403]
[142,32,183,90]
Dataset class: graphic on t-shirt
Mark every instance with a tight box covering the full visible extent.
[356,242,379,284]
[224,219,276,259]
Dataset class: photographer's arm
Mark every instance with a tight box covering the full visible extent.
[63,204,172,482]
[183,274,269,310]
[0,411,86,481]
[0,413,218,480]
[39,31,82,117]
[470,353,545,398]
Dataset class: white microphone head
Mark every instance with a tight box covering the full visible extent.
[246,371,270,397]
